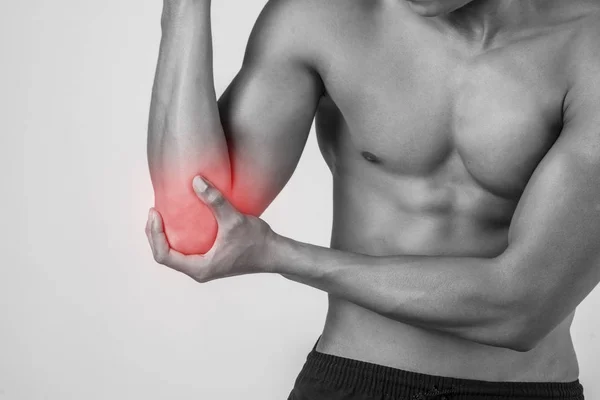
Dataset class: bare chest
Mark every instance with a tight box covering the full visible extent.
[317,30,567,199]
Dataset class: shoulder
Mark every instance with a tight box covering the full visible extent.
[246,0,358,53]
[245,0,316,55]
[243,0,331,66]
[564,10,600,77]
[245,0,381,71]
[559,10,600,103]
[559,11,600,161]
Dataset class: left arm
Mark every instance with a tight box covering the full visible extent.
[145,25,600,352]
[270,31,600,352]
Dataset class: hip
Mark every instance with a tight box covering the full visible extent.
[318,297,579,383]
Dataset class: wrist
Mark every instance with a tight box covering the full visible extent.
[161,0,210,31]
[261,231,322,280]
[260,229,289,274]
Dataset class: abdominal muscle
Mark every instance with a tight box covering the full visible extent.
[314,157,579,382]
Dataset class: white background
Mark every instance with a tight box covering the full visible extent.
[1,1,599,399]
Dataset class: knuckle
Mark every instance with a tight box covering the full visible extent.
[207,190,226,207]
[228,213,245,229]
[153,252,166,264]
[191,257,213,283]
[193,270,209,283]
[219,217,241,236]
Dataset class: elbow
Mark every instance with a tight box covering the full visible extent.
[505,320,552,353]
[484,255,553,352]
[477,316,541,353]
[503,329,541,353]
[478,309,542,352]
[493,293,551,353]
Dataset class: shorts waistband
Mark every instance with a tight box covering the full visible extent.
[295,336,584,400]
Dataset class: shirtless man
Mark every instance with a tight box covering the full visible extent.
[145,0,600,398]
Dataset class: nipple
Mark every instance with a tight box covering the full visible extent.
[361,151,381,164]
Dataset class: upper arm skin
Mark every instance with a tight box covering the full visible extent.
[217,0,324,216]
[497,21,600,350]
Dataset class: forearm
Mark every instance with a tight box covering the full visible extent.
[148,0,230,254]
[271,235,525,350]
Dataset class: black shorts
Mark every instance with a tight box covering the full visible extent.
[287,337,585,400]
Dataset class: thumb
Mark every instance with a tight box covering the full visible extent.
[193,176,239,223]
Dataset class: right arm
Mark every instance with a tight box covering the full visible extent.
[147,0,323,255]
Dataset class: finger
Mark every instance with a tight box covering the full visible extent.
[151,241,209,280]
[145,208,155,252]
[149,209,172,263]
[157,247,207,277]
[148,209,207,276]
[193,176,240,224]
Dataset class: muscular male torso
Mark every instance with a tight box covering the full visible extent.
[291,0,600,382]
